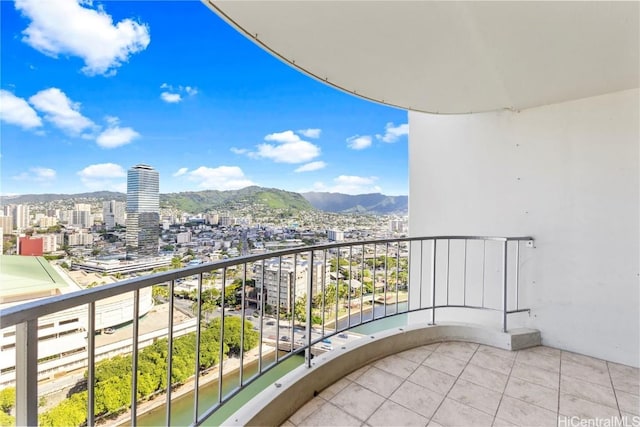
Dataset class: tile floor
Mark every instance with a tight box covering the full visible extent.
[283,342,640,427]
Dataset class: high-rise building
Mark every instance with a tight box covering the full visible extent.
[12,205,30,230]
[126,164,160,257]
[103,200,126,230]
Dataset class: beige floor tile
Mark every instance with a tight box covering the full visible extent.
[516,350,560,373]
[562,359,612,387]
[559,393,620,419]
[520,345,561,359]
[434,341,478,362]
[492,417,519,427]
[496,395,557,427]
[616,390,640,415]
[355,366,404,398]
[289,396,327,425]
[477,345,517,361]
[374,354,420,379]
[561,376,617,409]
[396,345,433,364]
[346,365,371,381]
[432,397,494,427]
[423,342,442,351]
[460,363,509,393]
[330,382,386,422]
[282,420,296,426]
[608,363,640,396]
[423,352,467,377]
[389,379,446,418]
[504,376,559,412]
[511,361,560,389]
[470,351,515,375]
[448,378,502,415]
[367,399,429,427]
[428,422,444,427]
[562,351,608,371]
[320,377,352,399]
[408,365,456,395]
[300,401,363,426]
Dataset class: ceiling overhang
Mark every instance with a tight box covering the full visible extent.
[205,1,639,114]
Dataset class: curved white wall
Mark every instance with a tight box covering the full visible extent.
[409,89,639,367]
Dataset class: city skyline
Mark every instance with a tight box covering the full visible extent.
[0,0,409,198]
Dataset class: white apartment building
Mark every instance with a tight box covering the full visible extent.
[326,229,344,242]
[38,216,58,228]
[41,234,58,253]
[254,259,308,310]
[67,232,94,246]
[176,231,192,244]
[103,200,126,230]
[12,205,30,230]
[70,210,92,229]
[0,216,13,234]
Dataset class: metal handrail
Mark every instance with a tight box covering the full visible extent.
[1,235,533,426]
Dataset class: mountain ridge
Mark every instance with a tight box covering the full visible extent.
[1,187,408,215]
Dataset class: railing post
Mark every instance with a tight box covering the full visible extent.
[502,240,508,333]
[87,302,96,426]
[15,319,38,427]
[131,290,140,426]
[430,239,437,325]
[305,251,314,368]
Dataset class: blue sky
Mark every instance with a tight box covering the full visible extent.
[0,0,408,197]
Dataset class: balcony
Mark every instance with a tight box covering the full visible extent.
[2,235,638,426]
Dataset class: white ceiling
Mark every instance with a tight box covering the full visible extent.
[206,1,639,114]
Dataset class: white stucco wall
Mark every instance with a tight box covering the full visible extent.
[409,89,639,367]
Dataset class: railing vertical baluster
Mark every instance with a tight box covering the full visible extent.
[87,302,96,426]
[193,273,204,424]
[166,279,176,425]
[15,319,37,427]
[430,239,437,325]
[335,250,339,331]
[348,245,352,328]
[481,240,486,308]
[321,249,326,337]
[446,239,450,307]
[131,290,140,426]
[305,250,314,368]
[218,268,226,404]
[502,240,509,332]
[275,257,281,363]
[515,241,520,310]
[258,260,265,374]
[406,241,411,311]
[395,242,400,314]
[372,244,377,319]
[360,244,365,323]
[419,240,424,309]
[291,255,296,352]
[463,240,467,307]
[240,264,247,386]
[384,242,388,317]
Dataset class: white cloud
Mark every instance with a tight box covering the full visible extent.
[173,167,188,177]
[230,147,249,155]
[376,122,409,143]
[295,161,326,173]
[29,88,95,135]
[12,167,56,182]
[160,84,197,103]
[77,162,126,191]
[160,92,182,103]
[187,166,255,191]
[0,90,42,129]
[96,125,139,148]
[15,0,150,76]
[256,130,320,164]
[326,175,381,194]
[298,128,321,139]
[346,135,372,150]
[264,130,301,144]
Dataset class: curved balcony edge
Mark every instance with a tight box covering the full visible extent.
[220,322,541,427]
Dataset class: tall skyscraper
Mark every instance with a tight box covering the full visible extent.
[103,200,126,230]
[126,164,160,257]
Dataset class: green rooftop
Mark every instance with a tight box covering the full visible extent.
[0,255,67,299]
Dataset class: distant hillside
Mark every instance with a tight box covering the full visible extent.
[1,187,407,215]
[302,192,408,215]
[0,191,126,204]
[160,186,313,212]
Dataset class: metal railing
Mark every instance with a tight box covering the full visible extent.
[0,235,533,426]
